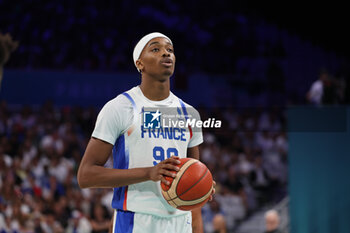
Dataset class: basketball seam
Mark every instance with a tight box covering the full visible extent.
[173,186,213,207]
[163,159,194,208]
[165,190,178,208]
[172,160,197,200]
[177,168,209,201]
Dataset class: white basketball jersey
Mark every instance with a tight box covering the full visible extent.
[92,86,203,217]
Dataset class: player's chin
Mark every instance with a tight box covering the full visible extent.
[163,70,174,77]
[160,68,174,77]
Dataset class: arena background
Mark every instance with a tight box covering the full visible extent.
[0,1,349,233]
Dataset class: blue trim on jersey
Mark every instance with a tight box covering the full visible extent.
[122,92,137,110]
[111,135,129,209]
[177,107,182,116]
[179,99,189,121]
[113,135,129,169]
[114,210,135,233]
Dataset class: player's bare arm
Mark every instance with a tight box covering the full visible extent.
[77,137,180,188]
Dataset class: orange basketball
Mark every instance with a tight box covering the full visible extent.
[161,158,213,211]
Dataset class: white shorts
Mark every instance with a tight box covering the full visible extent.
[112,209,192,233]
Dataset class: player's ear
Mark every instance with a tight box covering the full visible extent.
[135,59,144,73]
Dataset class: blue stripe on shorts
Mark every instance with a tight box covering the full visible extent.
[114,210,135,233]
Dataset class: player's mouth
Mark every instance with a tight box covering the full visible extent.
[160,58,173,67]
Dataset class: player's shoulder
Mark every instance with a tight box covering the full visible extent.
[105,94,130,108]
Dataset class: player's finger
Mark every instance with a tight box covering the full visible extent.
[160,169,177,178]
[161,163,180,172]
[161,177,170,185]
[208,186,215,201]
[163,157,181,165]
[165,156,179,160]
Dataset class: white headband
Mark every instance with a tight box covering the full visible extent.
[133,32,172,72]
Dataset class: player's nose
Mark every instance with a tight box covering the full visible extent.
[162,49,171,57]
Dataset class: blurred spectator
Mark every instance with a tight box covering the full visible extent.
[264,209,282,233]
[306,68,346,105]
[217,181,247,231]
[40,208,64,233]
[249,156,273,206]
[306,68,339,105]
[212,214,227,233]
[89,203,111,233]
[66,210,92,233]
[202,198,226,233]
[306,69,327,105]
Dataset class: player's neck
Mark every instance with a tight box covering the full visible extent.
[139,77,170,101]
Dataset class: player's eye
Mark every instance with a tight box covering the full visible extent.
[151,48,159,52]
[167,48,173,53]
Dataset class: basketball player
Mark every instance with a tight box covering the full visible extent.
[77,32,214,233]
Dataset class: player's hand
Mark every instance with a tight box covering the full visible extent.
[148,156,181,185]
[208,181,216,201]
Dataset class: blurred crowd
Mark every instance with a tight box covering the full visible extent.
[2,1,350,106]
[0,1,285,74]
[0,101,287,233]
[0,101,113,233]
[199,107,288,232]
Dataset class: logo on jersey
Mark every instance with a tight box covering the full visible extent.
[143,110,161,129]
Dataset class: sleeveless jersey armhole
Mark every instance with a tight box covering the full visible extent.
[120,92,138,136]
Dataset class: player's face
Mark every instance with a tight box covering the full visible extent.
[138,37,175,78]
